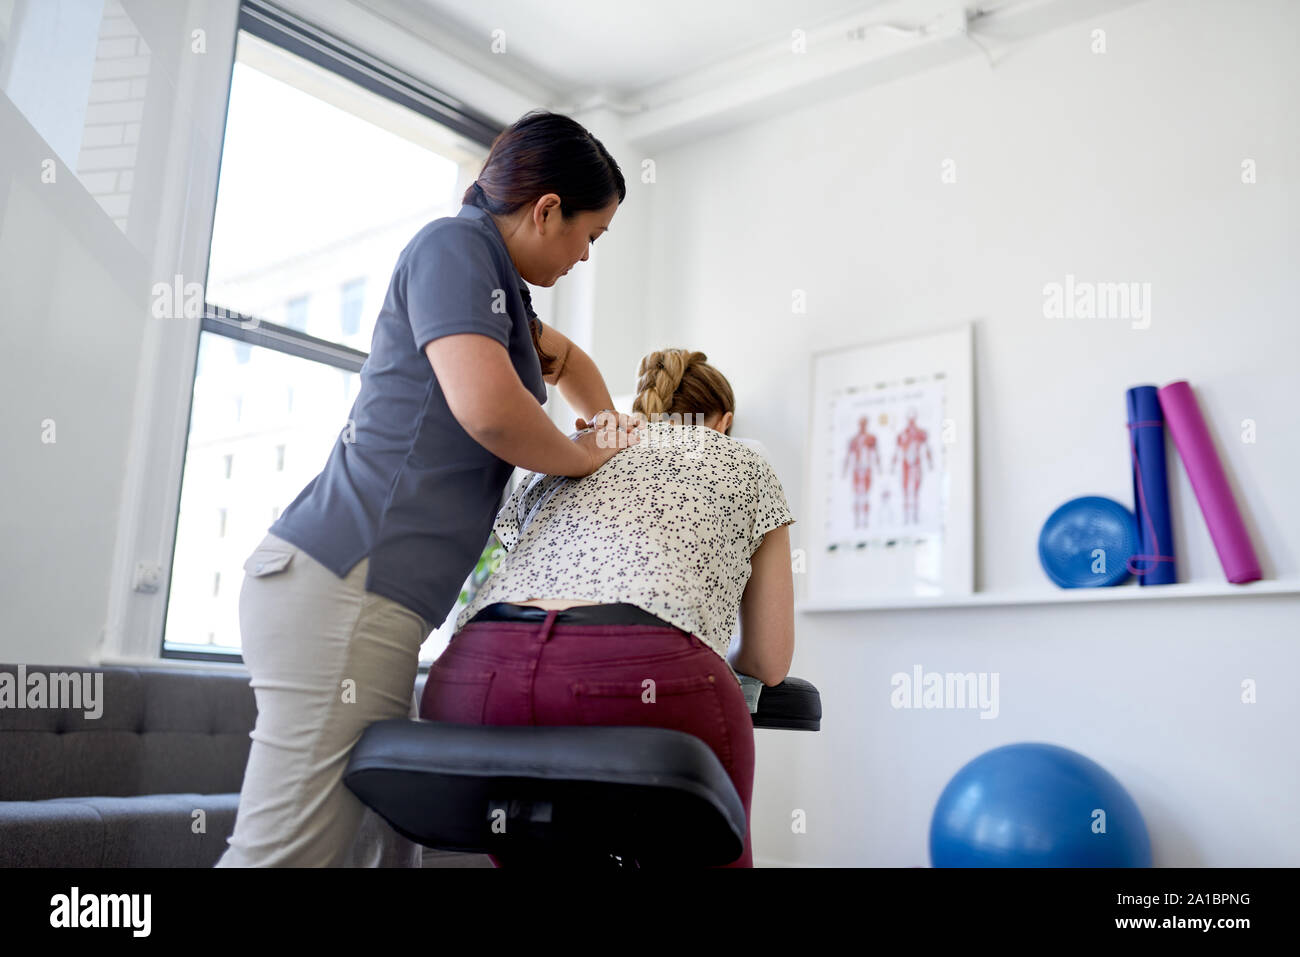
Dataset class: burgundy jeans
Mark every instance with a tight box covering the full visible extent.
[419,608,755,867]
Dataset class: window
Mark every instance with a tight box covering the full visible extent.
[284,295,309,332]
[340,278,365,338]
[217,508,227,537]
[161,2,497,662]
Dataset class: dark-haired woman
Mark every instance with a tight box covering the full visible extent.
[216,111,645,867]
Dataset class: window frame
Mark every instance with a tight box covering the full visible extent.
[161,0,504,663]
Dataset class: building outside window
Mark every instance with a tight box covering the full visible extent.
[339,278,365,339]
[284,294,309,332]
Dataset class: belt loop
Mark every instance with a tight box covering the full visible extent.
[536,608,561,644]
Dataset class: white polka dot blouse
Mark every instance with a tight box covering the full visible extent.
[454,420,797,662]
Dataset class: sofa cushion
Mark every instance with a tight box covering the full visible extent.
[0,793,239,867]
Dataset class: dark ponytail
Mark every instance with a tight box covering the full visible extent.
[463,110,626,377]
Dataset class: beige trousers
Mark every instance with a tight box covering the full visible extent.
[215,532,433,867]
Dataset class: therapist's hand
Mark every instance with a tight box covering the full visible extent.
[570,418,643,476]
[575,410,648,433]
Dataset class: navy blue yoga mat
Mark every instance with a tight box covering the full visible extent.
[1125,385,1177,584]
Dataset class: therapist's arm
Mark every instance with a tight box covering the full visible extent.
[424,334,634,478]
[535,320,614,423]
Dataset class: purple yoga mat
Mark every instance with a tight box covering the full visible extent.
[1156,381,1261,583]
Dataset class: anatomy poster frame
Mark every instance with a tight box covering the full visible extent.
[803,322,975,606]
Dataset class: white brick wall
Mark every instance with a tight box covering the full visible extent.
[75,2,151,235]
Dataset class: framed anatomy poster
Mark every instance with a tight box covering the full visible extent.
[804,323,974,605]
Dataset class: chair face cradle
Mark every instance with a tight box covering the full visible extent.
[343,677,822,867]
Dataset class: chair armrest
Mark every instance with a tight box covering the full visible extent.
[750,676,821,731]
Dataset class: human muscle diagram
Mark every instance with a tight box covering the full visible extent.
[891,408,934,525]
[825,380,946,547]
[840,417,883,527]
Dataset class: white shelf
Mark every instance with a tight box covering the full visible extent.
[795,578,1300,612]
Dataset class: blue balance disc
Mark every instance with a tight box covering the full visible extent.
[1038,495,1138,588]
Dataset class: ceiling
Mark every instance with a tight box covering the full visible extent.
[361,0,910,97]
[346,0,1149,149]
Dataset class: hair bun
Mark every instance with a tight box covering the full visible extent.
[631,347,733,427]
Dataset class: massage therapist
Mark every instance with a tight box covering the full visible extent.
[216,111,644,867]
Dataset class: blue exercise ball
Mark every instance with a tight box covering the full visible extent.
[930,742,1151,867]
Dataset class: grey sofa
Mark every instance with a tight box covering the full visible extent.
[0,663,482,867]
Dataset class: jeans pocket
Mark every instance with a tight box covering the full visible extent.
[419,663,495,724]
[572,672,732,768]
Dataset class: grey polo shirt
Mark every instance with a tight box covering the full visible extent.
[267,203,548,629]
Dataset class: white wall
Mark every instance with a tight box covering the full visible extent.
[0,0,238,665]
[627,0,1299,865]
